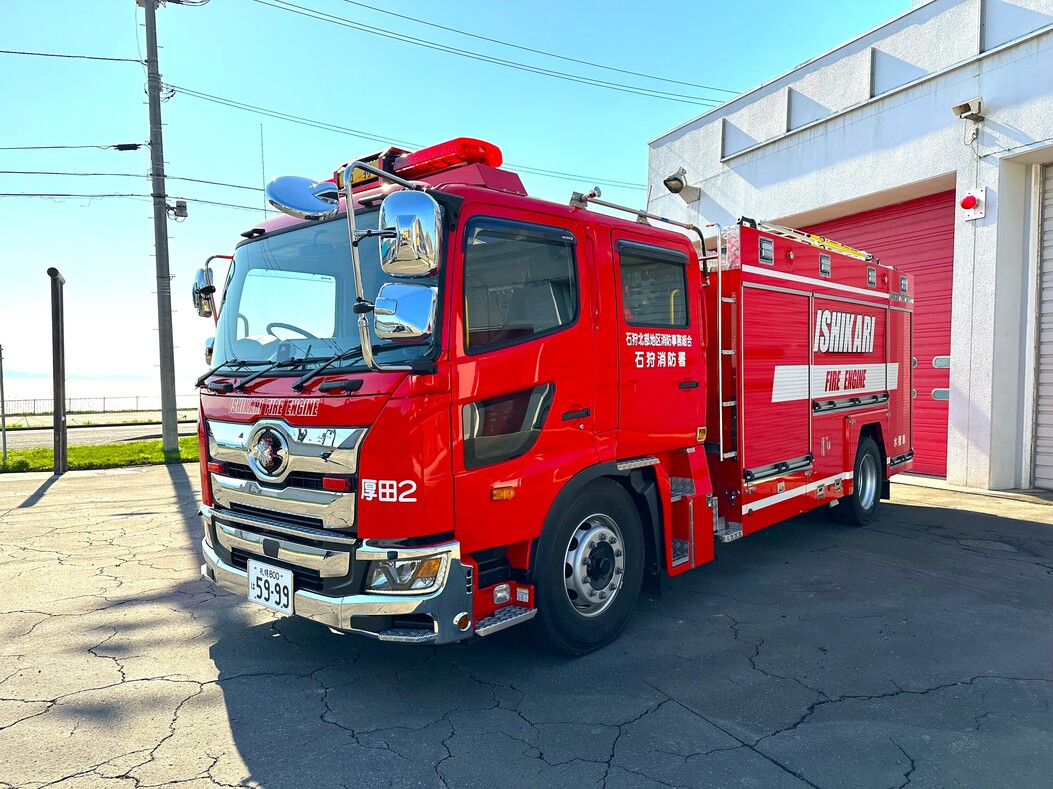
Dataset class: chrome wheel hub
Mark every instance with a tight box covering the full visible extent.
[857,452,878,510]
[563,513,625,617]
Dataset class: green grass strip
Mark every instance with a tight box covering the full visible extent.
[1,436,198,473]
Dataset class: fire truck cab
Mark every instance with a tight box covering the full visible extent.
[192,138,913,654]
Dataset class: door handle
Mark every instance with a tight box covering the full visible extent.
[562,408,591,421]
[678,380,700,389]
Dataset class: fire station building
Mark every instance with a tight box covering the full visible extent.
[648,0,1053,490]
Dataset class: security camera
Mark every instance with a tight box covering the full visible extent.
[951,97,984,121]
[663,167,688,194]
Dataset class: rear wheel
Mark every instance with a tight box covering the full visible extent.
[533,480,644,655]
[835,436,882,526]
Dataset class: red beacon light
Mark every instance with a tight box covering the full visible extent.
[960,194,979,210]
[390,137,503,180]
[332,138,504,191]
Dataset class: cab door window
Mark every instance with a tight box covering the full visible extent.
[463,217,579,352]
[618,241,689,328]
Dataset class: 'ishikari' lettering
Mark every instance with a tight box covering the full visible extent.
[813,310,875,354]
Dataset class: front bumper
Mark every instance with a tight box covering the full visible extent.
[199,506,473,645]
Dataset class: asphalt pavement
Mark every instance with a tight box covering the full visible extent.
[0,467,1050,788]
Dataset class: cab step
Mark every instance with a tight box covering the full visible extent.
[669,476,696,502]
[476,605,537,637]
[378,628,438,644]
[715,520,744,543]
[671,538,690,567]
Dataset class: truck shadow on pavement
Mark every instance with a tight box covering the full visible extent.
[197,500,1053,789]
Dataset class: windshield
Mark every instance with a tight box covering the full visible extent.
[211,209,436,372]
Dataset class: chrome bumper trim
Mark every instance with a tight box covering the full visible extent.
[214,520,351,577]
[200,538,473,644]
[211,472,356,529]
[205,504,357,546]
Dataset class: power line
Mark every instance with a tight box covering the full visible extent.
[172,175,263,192]
[0,143,145,151]
[252,0,723,107]
[338,0,739,96]
[189,197,262,212]
[170,85,645,189]
[0,48,142,64]
[0,192,263,212]
[0,170,145,178]
[0,170,264,192]
[170,84,420,147]
[0,192,149,199]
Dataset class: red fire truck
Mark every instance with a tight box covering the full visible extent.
[192,137,914,654]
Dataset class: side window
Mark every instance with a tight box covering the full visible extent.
[618,242,689,328]
[462,385,554,469]
[463,217,579,352]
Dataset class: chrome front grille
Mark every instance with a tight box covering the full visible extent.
[223,462,342,492]
[207,418,366,530]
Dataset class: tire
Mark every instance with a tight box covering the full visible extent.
[533,480,645,655]
[834,436,882,526]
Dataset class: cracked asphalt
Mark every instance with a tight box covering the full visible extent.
[1,466,1050,788]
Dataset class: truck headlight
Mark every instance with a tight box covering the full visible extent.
[368,555,446,594]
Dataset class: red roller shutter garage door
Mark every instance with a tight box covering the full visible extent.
[804,191,955,476]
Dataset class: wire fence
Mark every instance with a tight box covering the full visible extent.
[2,395,198,416]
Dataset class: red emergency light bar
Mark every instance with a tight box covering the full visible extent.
[390,137,502,179]
[334,137,503,189]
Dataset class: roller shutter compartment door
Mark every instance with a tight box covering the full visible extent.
[804,191,955,476]
[1036,165,1053,489]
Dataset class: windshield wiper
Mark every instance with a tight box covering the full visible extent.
[194,358,263,388]
[233,355,324,391]
[291,346,376,391]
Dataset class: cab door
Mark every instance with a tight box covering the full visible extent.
[614,233,704,458]
[450,209,597,553]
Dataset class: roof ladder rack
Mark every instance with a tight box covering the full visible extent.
[739,217,873,262]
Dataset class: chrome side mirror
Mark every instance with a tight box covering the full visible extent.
[378,191,442,277]
[192,267,215,318]
[204,337,215,365]
[374,283,437,341]
[266,176,341,221]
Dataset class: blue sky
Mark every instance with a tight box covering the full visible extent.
[0,0,909,399]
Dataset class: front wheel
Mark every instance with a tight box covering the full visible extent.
[533,480,645,655]
[835,436,882,526]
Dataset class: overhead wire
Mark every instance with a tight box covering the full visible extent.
[169,84,420,148]
[336,0,739,95]
[0,192,264,212]
[0,49,143,64]
[0,144,145,151]
[251,0,723,107]
[0,170,265,192]
[170,85,646,189]
[2,29,657,191]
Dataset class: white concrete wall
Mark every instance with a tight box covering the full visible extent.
[648,0,1053,489]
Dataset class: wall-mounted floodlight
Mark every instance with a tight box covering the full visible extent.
[662,167,701,203]
[951,97,984,121]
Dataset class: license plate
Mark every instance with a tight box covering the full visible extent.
[247,559,294,615]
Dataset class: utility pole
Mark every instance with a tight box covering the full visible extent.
[143,0,179,456]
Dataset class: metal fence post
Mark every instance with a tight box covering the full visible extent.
[1,344,7,466]
[48,268,67,475]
